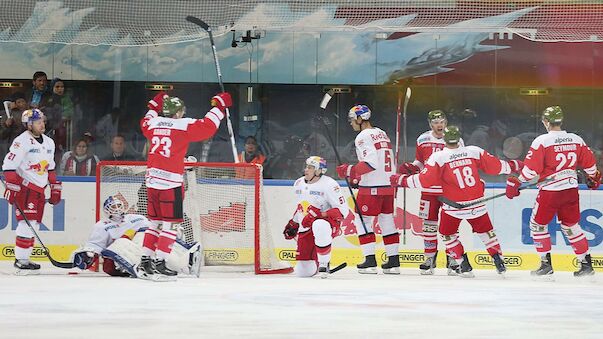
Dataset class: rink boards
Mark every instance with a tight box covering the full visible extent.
[0,178,602,272]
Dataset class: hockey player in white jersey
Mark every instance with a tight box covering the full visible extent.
[2,109,61,274]
[336,105,400,274]
[72,195,202,278]
[283,156,348,278]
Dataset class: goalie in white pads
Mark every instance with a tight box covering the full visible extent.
[283,156,348,278]
[71,196,202,278]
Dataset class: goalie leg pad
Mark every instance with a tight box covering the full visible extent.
[101,238,144,277]
[165,239,203,276]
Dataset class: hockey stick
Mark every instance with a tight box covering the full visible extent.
[329,262,347,274]
[399,87,411,244]
[3,101,12,119]
[185,16,239,163]
[437,178,553,209]
[317,89,369,234]
[1,178,75,269]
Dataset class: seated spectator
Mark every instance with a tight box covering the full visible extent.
[59,139,100,176]
[236,136,266,178]
[95,107,121,149]
[101,135,141,161]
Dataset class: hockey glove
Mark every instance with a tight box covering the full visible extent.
[73,251,97,270]
[3,172,22,205]
[390,173,409,188]
[210,92,233,112]
[148,91,168,113]
[49,182,62,205]
[587,170,601,190]
[283,219,299,240]
[505,176,521,199]
[336,164,351,179]
[399,162,420,175]
[508,160,524,174]
[301,205,322,228]
[325,208,344,238]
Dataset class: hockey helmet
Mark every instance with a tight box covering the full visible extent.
[348,104,371,121]
[443,125,461,144]
[305,156,327,176]
[103,195,128,220]
[162,96,186,117]
[542,106,563,124]
[428,109,446,122]
[21,109,45,125]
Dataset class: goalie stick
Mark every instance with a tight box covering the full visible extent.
[437,178,554,209]
[1,178,75,269]
[318,89,369,234]
[185,16,239,163]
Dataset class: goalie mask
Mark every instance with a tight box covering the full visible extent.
[348,104,371,121]
[103,195,128,221]
[443,125,461,145]
[163,96,186,118]
[305,156,327,177]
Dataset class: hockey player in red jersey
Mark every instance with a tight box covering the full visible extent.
[391,126,522,277]
[137,91,232,280]
[506,106,600,278]
[399,109,469,275]
[336,104,400,274]
[2,109,61,275]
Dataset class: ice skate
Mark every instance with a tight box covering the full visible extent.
[456,254,474,278]
[151,259,178,282]
[531,253,554,281]
[574,254,595,278]
[14,259,41,276]
[136,256,154,280]
[446,255,459,276]
[317,264,329,279]
[492,253,507,275]
[381,255,400,275]
[356,255,377,274]
[419,252,437,275]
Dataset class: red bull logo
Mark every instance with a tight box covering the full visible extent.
[28,160,49,175]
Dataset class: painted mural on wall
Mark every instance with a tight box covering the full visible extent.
[0,2,598,86]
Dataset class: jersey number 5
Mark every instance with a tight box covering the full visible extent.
[452,166,476,188]
[150,136,172,157]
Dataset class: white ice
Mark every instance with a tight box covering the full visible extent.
[1,262,602,339]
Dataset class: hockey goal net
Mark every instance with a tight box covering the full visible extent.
[95,161,292,275]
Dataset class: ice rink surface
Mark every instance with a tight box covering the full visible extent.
[1,262,602,339]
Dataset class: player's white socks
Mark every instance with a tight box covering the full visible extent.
[379,214,399,257]
[142,228,160,257]
[15,221,36,260]
[312,219,332,267]
[476,230,502,256]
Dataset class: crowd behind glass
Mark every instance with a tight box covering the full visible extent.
[2,71,602,181]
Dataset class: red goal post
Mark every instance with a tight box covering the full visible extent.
[95,160,292,274]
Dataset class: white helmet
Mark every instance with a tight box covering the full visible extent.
[348,104,371,121]
[305,156,327,176]
[21,109,45,125]
[103,195,128,221]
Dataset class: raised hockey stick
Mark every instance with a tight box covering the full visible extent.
[3,101,12,119]
[437,178,553,209]
[317,89,369,234]
[399,87,411,244]
[185,16,239,163]
[1,178,75,269]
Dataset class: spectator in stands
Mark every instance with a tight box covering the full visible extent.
[47,78,80,163]
[26,71,51,109]
[0,92,29,159]
[236,136,266,178]
[95,107,121,149]
[59,138,100,176]
[101,134,141,161]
